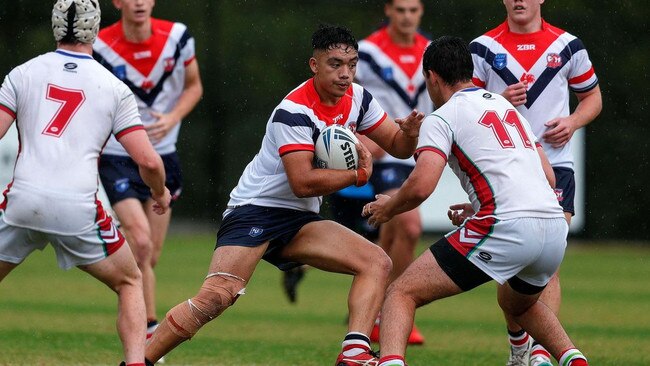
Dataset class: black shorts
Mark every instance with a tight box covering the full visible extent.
[215,205,324,270]
[99,152,183,205]
[370,162,414,193]
[553,167,575,215]
[430,237,546,295]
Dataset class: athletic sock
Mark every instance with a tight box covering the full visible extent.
[559,348,588,366]
[531,341,552,359]
[341,332,371,356]
[146,320,159,339]
[507,328,530,349]
[379,355,406,366]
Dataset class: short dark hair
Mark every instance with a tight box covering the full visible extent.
[311,24,358,53]
[422,36,473,85]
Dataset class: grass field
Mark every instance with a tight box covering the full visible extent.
[1,232,649,365]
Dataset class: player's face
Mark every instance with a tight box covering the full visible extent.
[503,0,544,26]
[113,0,155,25]
[310,44,359,103]
[385,0,424,37]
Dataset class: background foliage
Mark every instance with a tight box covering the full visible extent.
[0,1,648,239]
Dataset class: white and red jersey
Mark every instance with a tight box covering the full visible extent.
[93,18,196,156]
[470,20,598,169]
[226,78,387,214]
[415,87,563,221]
[0,49,142,235]
[356,27,433,166]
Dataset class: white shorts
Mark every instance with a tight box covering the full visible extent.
[446,216,568,287]
[0,212,125,270]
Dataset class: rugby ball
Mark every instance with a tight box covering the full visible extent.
[314,125,359,170]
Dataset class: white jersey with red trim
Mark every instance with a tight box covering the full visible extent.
[0,49,142,235]
[470,20,598,169]
[226,78,387,214]
[416,87,563,221]
[356,27,433,166]
[93,18,196,156]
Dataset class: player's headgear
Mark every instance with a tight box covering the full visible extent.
[52,0,101,44]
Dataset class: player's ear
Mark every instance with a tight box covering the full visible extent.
[112,0,122,10]
[309,57,318,74]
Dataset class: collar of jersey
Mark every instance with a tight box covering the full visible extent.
[55,49,93,60]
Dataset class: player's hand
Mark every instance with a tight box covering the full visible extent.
[447,203,474,226]
[543,116,577,148]
[146,111,179,144]
[395,110,425,138]
[501,82,527,107]
[355,141,373,178]
[151,187,172,215]
[363,194,392,227]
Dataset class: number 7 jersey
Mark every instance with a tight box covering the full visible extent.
[415,87,563,220]
[0,49,142,235]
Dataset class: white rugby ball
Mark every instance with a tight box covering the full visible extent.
[314,125,359,170]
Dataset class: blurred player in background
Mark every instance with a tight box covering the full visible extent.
[470,1,601,364]
[0,1,170,364]
[144,25,424,366]
[93,0,203,343]
[366,35,589,366]
[354,0,433,345]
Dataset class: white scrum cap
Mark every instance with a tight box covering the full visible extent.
[52,0,101,44]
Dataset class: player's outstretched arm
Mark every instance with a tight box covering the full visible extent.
[364,150,445,226]
[118,129,171,214]
[0,110,14,140]
[366,110,424,159]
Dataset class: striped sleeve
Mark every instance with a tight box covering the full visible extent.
[470,39,489,88]
[271,107,316,156]
[416,114,453,160]
[356,87,388,135]
[567,38,598,93]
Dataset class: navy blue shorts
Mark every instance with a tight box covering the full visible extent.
[370,162,414,193]
[328,193,378,241]
[215,205,324,270]
[99,152,183,205]
[552,167,575,215]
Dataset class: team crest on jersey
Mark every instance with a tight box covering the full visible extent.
[113,65,127,80]
[381,66,394,81]
[546,53,563,69]
[163,57,176,72]
[493,53,507,70]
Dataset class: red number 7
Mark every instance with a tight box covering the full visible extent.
[42,84,85,137]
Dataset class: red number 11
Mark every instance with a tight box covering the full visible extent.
[42,84,85,137]
[478,109,533,149]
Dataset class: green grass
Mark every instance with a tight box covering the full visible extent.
[1,234,649,365]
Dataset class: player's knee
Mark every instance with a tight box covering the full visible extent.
[395,212,422,242]
[366,245,392,278]
[165,273,246,339]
